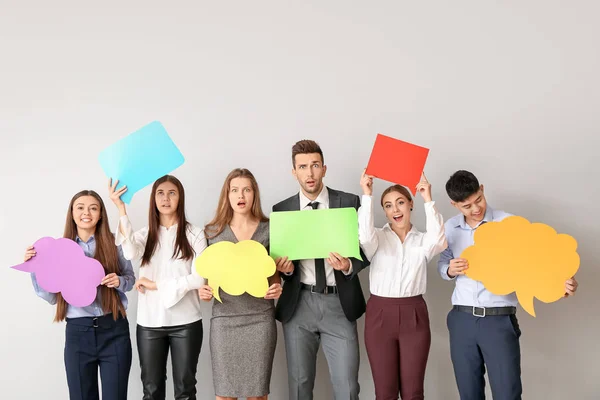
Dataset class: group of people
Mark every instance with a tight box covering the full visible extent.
[23,139,579,400]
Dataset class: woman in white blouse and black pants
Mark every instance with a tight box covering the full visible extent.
[109,175,207,400]
[358,171,447,400]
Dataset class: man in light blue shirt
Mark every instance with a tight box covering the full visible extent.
[438,170,578,400]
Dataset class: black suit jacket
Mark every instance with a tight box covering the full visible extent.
[272,187,369,323]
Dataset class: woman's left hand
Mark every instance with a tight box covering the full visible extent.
[264,283,283,300]
[135,277,157,294]
[101,273,120,288]
[416,172,432,203]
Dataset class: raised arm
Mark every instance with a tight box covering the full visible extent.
[358,169,379,261]
[415,173,447,261]
[109,178,148,260]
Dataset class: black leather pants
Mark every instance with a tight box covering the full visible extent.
[137,319,203,400]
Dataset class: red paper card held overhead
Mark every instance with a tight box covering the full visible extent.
[365,134,430,194]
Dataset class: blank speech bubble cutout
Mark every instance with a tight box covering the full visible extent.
[462,216,579,317]
[195,240,275,303]
[11,237,106,307]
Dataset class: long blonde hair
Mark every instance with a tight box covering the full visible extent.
[205,168,268,239]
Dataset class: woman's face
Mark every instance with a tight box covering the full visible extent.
[382,190,413,230]
[155,181,179,216]
[72,195,101,231]
[228,177,254,215]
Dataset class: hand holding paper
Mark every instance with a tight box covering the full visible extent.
[365,134,430,194]
[269,208,362,261]
[195,240,275,302]
[13,237,106,307]
[461,216,580,317]
[98,121,184,204]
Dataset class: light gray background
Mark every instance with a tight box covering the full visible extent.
[1,1,598,399]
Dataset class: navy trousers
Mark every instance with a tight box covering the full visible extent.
[64,314,132,400]
[447,309,522,400]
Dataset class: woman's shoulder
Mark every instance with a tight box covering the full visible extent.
[186,223,209,243]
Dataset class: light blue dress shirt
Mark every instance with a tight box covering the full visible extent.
[31,235,135,318]
[437,206,518,308]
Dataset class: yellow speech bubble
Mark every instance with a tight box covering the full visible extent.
[461,216,579,317]
[194,240,276,303]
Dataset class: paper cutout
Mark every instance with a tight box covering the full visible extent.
[98,121,184,204]
[12,237,106,307]
[194,240,275,303]
[461,216,580,317]
[270,207,362,261]
[365,134,430,194]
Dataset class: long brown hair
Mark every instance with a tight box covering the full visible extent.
[141,175,195,266]
[56,190,126,322]
[205,168,269,239]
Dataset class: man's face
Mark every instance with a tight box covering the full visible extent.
[292,153,327,197]
[452,185,487,224]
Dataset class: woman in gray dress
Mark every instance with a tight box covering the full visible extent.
[199,168,282,400]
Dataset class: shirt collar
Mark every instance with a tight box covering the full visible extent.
[299,186,329,209]
[160,223,179,232]
[75,235,95,244]
[383,223,419,238]
[456,205,495,229]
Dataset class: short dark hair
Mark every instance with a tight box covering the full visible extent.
[445,170,480,202]
[291,140,324,167]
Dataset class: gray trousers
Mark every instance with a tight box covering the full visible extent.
[282,289,360,400]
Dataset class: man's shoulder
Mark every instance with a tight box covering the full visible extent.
[328,187,359,201]
[445,213,463,229]
[491,208,514,222]
[273,193,299,211]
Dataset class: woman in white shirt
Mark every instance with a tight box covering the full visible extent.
[358,171,447,400]
[108,175,207,400]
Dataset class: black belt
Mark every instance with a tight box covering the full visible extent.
[301,283,338,295]
[453,305,516,317]
[66,313,125,328]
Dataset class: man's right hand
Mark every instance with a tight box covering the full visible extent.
[447,258,469,278]
[275,256,294,274]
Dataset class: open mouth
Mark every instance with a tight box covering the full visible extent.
[392,214,403,222]
[237,201,246,208]
[306,180,315,187]
[81,218,92,223]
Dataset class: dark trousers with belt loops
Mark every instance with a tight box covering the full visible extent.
[64,314,132,400]
[447,307,522,400]
[136,319,204,400]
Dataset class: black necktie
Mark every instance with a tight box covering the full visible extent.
[309,201,327,292]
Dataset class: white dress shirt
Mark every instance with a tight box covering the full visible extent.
[297,187,352,286]
[116,215,207,328]
[358,195,447,298]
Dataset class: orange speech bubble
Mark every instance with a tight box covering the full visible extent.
[461,216,579,317]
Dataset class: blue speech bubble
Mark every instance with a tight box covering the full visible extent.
[98,121,185,203]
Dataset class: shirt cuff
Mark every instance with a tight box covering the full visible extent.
[443,265,457,281]
[116,276,125,291]
[342,262,353,275]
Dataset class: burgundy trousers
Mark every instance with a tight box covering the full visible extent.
[365,294,431,400]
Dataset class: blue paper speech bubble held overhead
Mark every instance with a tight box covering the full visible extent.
[98,121,185,203]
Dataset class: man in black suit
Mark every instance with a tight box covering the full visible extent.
[273,139,368,400]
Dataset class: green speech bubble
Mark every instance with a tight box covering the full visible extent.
[269,207,362,261]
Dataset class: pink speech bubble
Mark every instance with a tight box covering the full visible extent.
[12,237,106,307]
